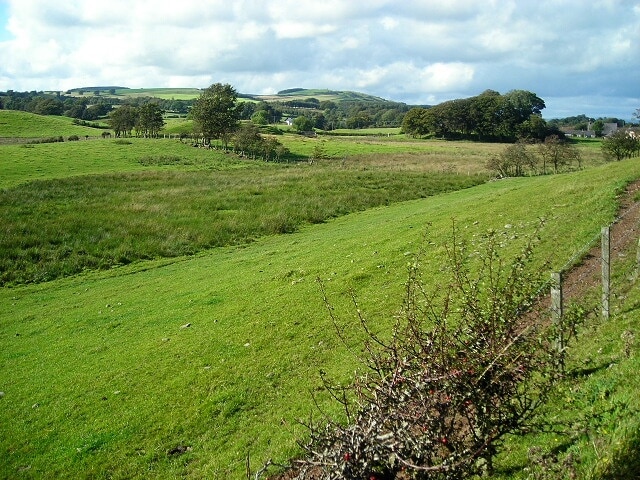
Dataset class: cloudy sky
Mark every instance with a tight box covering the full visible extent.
[0,0,638,120]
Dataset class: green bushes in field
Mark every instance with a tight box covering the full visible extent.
[27,135,64,144]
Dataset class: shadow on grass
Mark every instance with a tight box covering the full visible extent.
[566,361,613,379]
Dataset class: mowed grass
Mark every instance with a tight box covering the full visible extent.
[0,110,106,138]
[1,159,638,479]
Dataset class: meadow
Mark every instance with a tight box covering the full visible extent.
[0,110,106,139]
[1,113,638,479]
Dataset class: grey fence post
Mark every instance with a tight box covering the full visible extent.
[602,226,611,320]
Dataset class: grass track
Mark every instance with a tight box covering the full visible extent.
[1,160,638,479]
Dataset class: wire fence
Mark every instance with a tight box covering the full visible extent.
[546,198,640,352]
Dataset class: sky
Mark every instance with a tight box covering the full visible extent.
[0,0,638,120]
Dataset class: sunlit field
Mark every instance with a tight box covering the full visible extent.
[1,111,637,479]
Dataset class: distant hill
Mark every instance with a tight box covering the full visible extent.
[68,86,128,93]
[253,88,393,104]
[65,86,405,105]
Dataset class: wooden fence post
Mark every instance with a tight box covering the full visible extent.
[602,226,610,320]
[635,238,640,281]
[551,272,564,362]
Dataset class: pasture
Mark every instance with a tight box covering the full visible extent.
[1,114,639,479]
[0,110,106,139]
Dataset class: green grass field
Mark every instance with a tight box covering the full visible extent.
[0,112,638,479]
[0,110,107,139]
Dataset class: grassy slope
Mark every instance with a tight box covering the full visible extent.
[0,138,247,189]
[0,110,105,138]
[1,160,638,479]
[114,88,202,100]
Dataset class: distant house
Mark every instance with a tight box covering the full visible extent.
[603,123,619,136]
[284,117,294,126]
[562,129,595,138]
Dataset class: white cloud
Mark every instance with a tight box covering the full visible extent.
[0,0,637,119]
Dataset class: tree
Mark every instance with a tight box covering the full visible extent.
[233,122,262,159]
[251,110,269,125]
[401,107,430,137]
[262,136,288,162]
[592,120,605,137]
[136,103,165,138]
[517,114,548,141]
[602,130,639,161]
[537,135,581,173]
[190,83,241,147]
[293,115,314,132]
[487,141,536,177]
[108,104,137,137]
[470,90,504,140]
[30,97,64,116]
[501,90,546,137]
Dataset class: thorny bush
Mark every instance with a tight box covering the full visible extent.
[293,222,565,479]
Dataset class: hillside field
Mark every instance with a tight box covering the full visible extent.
[0,110,107,139]
[1,113,639,479]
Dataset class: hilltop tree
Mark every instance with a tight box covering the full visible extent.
[190,83,241,147]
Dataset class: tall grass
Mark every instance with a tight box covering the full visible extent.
[0,167,486,285]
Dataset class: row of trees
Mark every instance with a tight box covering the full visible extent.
[0,89,192,120]
[546,113,627,133]
[239,97,410,130]
[487,135,582,177]
[108,103,165,138]
[402,89,559,141]
[601,129,640,161]
[0,90,114,120]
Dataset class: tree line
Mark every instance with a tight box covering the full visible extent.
[0,89,191,121]
[0,88,410,131]
[402,89,562,142]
